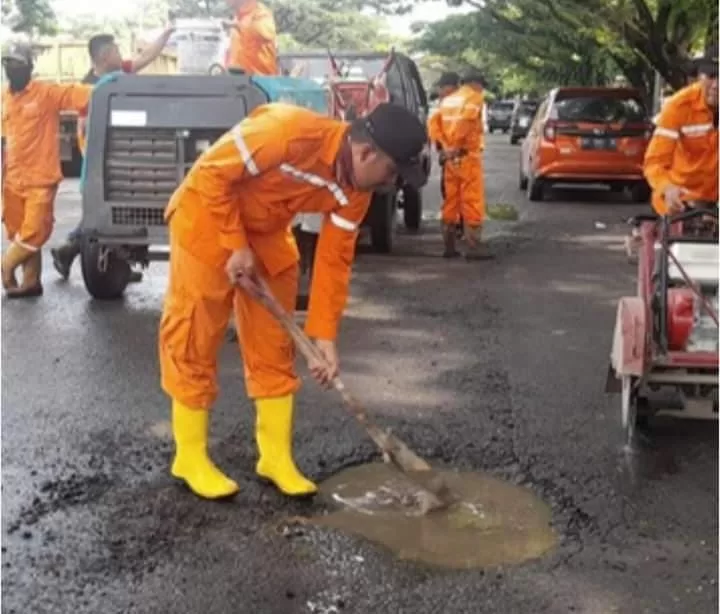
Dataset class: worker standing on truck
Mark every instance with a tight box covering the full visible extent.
[223,0,278,75]
[159,102,427,500]
[435,71,493,260]
[644,45,718,215]
[51,28,175,281]
[1,42,92,298]
[427,71,460,254]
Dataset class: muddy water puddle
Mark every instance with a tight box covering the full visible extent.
[312,463,557,570]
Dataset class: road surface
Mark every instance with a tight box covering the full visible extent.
[2,134,717,614]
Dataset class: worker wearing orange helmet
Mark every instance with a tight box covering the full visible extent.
[159,102,428,500]
[1,42,92,298]
[434,70,493,260]
[644,45,718,215]
[224,0,278,75]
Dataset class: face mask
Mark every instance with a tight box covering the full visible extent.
[4,64,32,93]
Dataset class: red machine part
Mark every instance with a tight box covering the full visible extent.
[667,287,695,350]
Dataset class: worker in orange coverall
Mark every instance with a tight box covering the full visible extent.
[428,71,460,212]
[224,0,278,75]
[1,42,91,298]
[644,45,718,215]
[434,71,493,260]
[159,102,428,500]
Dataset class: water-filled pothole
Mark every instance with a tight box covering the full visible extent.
[312,463,557,569]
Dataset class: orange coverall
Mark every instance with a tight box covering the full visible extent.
[434,84,486,226]
[159,103,371,409]
[226,0,278,76]
[644,81,718,214]
[2,81,91,252]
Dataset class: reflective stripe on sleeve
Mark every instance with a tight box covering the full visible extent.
[654,127,680,139]
[232,128,259,176]
[279,163,349,207]
[330,212,358,232]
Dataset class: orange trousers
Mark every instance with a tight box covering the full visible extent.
[2,184,57,250]
[159,225,299,409]
[441,156,485,226]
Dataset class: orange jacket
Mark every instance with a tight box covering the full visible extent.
[165,103,372,340]
[227,0,278,76]
[436,84,485,153]
[644,81,718,214]
[2,81,91,189]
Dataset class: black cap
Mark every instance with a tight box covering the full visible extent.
[361,103,428,189]
[434,71,460,89]
[1,41,33,65]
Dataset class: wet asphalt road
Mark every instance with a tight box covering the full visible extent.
[2,134,718,614]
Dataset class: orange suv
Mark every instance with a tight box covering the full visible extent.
[519,87,653,202]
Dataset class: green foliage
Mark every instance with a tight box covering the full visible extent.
[2,0,57,35]
[408,0,716,98]
[268,0,393,50]
[164,0,394,50]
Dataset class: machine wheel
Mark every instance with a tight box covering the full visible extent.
[369,192,396,254]
[401,186,422,232]
[630,181,651,203]
[527,172,545,202]
[621,375,650,444]
[61,144,83,178]
[80,239,132,300]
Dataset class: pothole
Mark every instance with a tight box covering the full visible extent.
[310,462,557,570]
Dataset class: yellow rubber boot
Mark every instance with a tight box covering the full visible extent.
[2,243,33,290]
[170,399,239,499]
[255,395,317,496]
[7,251,43,298]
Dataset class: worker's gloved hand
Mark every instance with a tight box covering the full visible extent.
[311,339,339,389]
[663,184,689,214]
[226,247,257,287]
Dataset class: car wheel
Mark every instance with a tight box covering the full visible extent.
[510,135,519,145]
[489,128,494,134]
[503,128,509,134]
[527,171,545,202]
[519,164,528,190]
[369,192,396,254]
[80,239,131,300]
[208,63,225,76]
[630,181,651,203]
[401,186,422,232]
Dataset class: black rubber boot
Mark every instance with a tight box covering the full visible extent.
[464,225,495,261]
[50,242,81,280]
[442,223,461,258]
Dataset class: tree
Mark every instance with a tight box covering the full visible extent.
[412,5,626,97]
[410,0,716,95]
[2,0,57,35]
